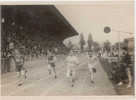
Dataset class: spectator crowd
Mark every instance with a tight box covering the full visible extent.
[99,46,134,88]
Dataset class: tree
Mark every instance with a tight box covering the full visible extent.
[87,33,93,50]
[93,41,100,53]
[79,33,86,51]
[104,40,111,52]
[122,38,128,50]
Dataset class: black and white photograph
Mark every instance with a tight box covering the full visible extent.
[0,1,135,96]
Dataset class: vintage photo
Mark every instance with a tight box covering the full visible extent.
[0,1,135,96]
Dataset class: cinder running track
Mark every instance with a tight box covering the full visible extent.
[1,54,116,96]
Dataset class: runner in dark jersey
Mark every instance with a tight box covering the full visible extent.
[14,49,27,86]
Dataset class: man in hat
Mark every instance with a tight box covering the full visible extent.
[65,49,79,87]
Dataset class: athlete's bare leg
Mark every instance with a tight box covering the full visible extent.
[53,67,57,79]
[90,72,94,84]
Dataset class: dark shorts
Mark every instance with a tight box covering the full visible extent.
[49,63,55,67]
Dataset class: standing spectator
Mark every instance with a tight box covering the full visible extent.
[124,50,133,88]
[54,47,58,55]
[2,50,8,73]
[7,48,15,72]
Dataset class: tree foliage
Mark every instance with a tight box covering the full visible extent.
[93,41,100,52]
[87,33,93,50]
[104,40,111,52]
[79,33,86,51]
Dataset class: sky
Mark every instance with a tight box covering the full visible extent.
[55,1,134,45]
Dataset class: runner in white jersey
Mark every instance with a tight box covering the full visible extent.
[87,52,97,84]
[66,50,79,87]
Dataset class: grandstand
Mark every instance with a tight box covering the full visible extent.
[1,5,78,73]
[1,5,78,53]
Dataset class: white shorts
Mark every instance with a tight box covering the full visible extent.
[21,69,27,76]
[66,69,75,78]
[89,68,93,73]
[48,64,52,70]
[47,63,55,70]
[16,69,27,79]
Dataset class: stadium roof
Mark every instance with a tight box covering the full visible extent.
[2,5,78,42]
